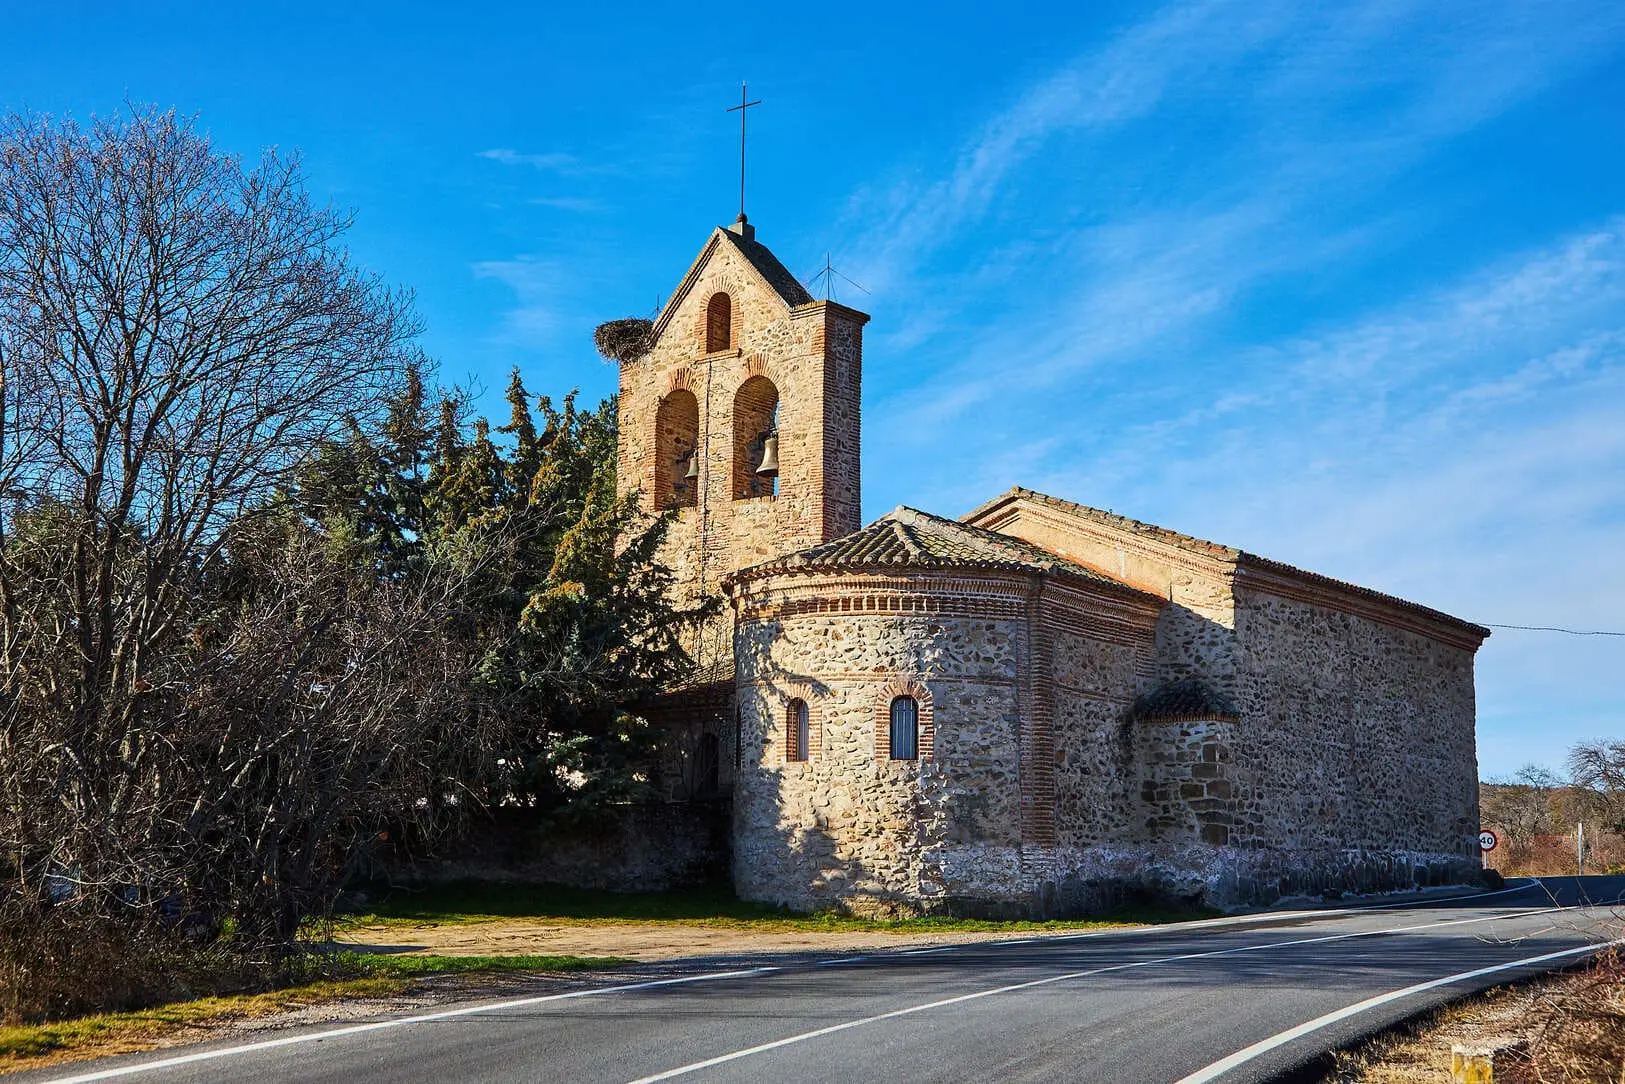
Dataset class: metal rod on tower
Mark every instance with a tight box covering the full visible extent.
[726,84,761,222]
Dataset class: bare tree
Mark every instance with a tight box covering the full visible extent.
[1480,764,1565,870]
[0,106,487,1021]
[0,105,413,717]
[1569,739,1625,835]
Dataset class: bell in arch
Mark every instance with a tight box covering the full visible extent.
[684,451,700,480]
[755,431,779,478]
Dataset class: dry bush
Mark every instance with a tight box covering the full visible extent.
[1492,832,1625,878]
[1503,948,1625,1083]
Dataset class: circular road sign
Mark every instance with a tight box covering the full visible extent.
[1479,829,1499,853]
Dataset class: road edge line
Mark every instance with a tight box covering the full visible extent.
[1171,938,1622,1084]
[37,968,781,1084]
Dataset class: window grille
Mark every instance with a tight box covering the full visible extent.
[889,696,919,761]
[787,699,810,762]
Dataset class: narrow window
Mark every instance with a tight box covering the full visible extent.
[695,732,720,797]
[787,698,810,762]
[706,292,732,352]
[889,696,919,761]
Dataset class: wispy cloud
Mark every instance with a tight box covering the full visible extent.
[527,196,603,213]
[478,148,582,172]
[850,0,1625,431]
[472,257,565,346]
[838,0,1625,775]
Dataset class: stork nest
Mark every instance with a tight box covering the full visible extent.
[593,318,653,363]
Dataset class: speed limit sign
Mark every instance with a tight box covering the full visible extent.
[1479,829,1499,853]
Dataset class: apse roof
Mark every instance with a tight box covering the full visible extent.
[725,506,1163,604]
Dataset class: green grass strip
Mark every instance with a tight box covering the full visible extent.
[0,952,625,1064]
[328,879,1216,933]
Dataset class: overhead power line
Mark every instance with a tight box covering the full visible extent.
[1485,624,1625,637]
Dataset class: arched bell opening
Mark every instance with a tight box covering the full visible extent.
[654,388,700,511]
[732,376,779,500]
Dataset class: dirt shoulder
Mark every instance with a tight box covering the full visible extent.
[1329,951,1625,1082]
[333,919,1049,961]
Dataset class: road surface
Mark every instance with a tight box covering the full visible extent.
[27,875,1625,1084]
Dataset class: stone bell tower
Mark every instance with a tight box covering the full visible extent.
[617,216,868,667]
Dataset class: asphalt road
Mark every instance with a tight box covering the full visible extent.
[29,876,1625,1084]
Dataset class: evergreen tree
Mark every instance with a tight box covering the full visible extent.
[289,371,702,820]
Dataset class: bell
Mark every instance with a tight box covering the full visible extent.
[755,432,779,477]
[684,453,699,480]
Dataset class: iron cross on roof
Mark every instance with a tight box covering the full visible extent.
[726,83,761,224]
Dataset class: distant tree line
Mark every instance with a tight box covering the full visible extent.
[1480,740,1625,874]
[0,106,698,1022]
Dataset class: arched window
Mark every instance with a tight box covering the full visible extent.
[786,698,810,763]
[695,732,720,797]
[732,376,779,499]
[653,389,699,511]
[888,696,919,761]
[706,292,732,353]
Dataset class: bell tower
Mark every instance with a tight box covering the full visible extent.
[617,218,868,661]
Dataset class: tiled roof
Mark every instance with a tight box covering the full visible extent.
[1128,679,1240,722]
[715,228,815,308]
[966,487,1240,560]
[968,487,1489,639]
[725,507,1162,602]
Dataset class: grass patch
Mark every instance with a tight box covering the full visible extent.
[0,951,626,1069]
[331,879,1217,934]
[0,977,405,1063]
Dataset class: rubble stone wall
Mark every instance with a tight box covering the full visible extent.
[730,569,1034,913]
[1231,584,1481,860]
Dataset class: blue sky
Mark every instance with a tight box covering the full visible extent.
[8,0,1623,779]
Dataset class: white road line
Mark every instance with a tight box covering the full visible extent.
[35,885,1564,1084]
[1037,878,1543,945]
[1173,938,1622,1084]
[620,906,1564,1083]
[40,968,781,1084]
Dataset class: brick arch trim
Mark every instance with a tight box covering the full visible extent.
[742,352,784,384]
[700,285,740,353]
[875,678,934,762]
[775,682,824,765]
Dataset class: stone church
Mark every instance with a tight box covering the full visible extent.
[617,215,1490,915]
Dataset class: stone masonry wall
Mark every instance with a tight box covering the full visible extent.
[1231,585,1481,859]
[616,228,866,672]
[1043,581,1160,851]
[967,493,1485,904]
[964,498,1241,699]
[731,569,1035,914]
[731,567,1172,916]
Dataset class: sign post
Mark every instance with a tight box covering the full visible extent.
[1478,829,1498,870]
